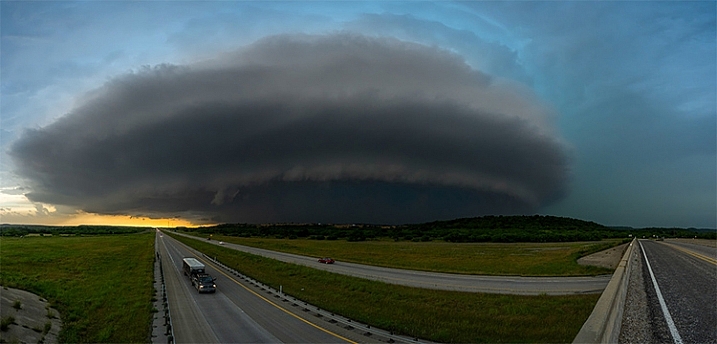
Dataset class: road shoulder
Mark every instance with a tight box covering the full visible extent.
[618,245,655,343]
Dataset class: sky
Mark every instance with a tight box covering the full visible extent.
[1,1,715,228]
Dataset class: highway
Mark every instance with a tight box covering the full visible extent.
[156,231,365,343]
[170,231,610,295]
[160,231,716,343]
[621,239,716,344]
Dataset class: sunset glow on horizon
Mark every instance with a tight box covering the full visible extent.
[9,214,199,228]
[58,213,200,228]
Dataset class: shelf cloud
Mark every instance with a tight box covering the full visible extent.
[10,34,569,224]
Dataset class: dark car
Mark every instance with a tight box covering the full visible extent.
[318,257,335,264]
[191,273,217,293]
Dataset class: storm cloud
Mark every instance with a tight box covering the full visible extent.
[10,34,569,224]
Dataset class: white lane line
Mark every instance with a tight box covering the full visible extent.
[639,240,683,344]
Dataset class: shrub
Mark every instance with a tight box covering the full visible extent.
[1,316,15,331]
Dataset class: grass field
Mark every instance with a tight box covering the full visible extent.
[0,230,606,343]
[0,233,155,343]
[170,233,601,343]
[189,233,618,276]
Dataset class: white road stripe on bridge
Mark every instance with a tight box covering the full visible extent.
[639,240,683,344]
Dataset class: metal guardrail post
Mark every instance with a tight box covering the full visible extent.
[156,254,175,344]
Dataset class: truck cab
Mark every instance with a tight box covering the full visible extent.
[192,273,217,293]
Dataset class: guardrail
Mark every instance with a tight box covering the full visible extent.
[573,238,637,343]
[156,252,175,344]
[159,257,174,344]
[201,253,432,344]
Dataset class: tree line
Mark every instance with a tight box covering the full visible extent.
[3,215,713,241]
[185,215,716,242]
[0,225,147,237]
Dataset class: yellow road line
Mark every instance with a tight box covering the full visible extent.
[194,255,358,344]
[662,242,717,265]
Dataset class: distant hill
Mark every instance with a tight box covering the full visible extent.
[186,215,626,242]
[611,226,716,233]
[3,215,714,241]
[394,215,614,242]
[397,216,715,242]
[406,215,607,231]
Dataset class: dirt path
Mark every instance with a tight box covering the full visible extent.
[577,243,629,269]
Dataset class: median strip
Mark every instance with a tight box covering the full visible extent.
[199,253,434,344]
[167,231,601,343]
[169,234,428,344]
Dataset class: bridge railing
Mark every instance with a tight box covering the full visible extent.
[573,238,637,343]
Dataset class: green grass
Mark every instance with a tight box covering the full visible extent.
[171,233,600,343]
[192,233,618,276]
[0,233,155,343]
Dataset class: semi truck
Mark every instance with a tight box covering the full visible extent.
[182,257,216,293]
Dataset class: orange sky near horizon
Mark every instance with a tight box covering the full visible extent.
[1,211,200,228]
[62,213,200,227]
[0,191,204,227]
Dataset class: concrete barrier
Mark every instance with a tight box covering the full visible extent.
[573,238,637,344]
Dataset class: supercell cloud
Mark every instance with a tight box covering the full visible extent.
[10,34,569,224]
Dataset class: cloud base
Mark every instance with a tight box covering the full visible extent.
[10,34,569,224]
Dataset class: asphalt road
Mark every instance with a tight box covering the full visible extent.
[171,231,611,295]
[636,240,716,344]
[156,232,363,343]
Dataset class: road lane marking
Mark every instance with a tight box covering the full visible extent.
[660,242,717,266]
[639,241,683,344]
[191,250,358,344]
[165,233,356,343]
[159,234,220,343]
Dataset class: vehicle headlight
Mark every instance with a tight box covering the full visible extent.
[213,284,216,288]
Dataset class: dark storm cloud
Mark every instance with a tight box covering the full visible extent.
[10,34,569,224]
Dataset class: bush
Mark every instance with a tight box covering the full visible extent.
[1,316,15,331]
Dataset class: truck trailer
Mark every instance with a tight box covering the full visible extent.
[182,257,205,276]
[181,257,216,293]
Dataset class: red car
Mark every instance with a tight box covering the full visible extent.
[318,257,335,264]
